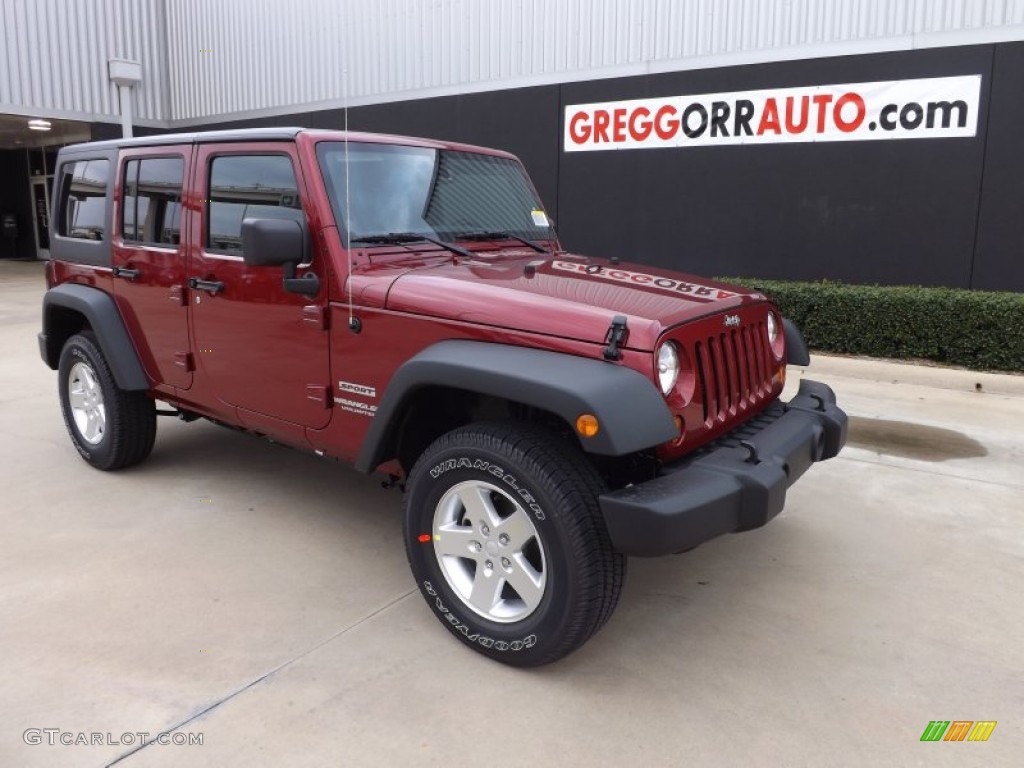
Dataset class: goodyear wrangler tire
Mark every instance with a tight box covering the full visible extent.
[58,332,156,471]
[404,422,626,666]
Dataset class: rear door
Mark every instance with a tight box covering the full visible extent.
[111,146,193,390]
[187,142,331,429]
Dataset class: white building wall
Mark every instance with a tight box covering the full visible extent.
[164,0,1024,125]
[0,0,169,123]
[3,0,1024,127]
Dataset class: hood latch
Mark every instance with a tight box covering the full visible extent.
[603,315,629,361]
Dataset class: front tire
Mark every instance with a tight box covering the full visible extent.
[404,422,625,666]
[58,332,156,471]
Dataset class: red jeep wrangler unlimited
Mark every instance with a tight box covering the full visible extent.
[40,128,846,665]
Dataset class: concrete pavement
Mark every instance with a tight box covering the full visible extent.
[1,259,1021,767]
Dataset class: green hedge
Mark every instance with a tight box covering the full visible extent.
[718,279,1024,373]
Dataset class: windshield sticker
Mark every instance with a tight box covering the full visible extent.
[551,260,738,300]
[531,210,549,227]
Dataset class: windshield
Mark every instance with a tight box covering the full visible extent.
[316,142,554,245]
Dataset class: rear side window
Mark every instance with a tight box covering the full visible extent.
[123,157,185,246]
[207,155,302,255]
[58,159,110,240]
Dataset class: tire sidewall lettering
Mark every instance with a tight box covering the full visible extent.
[414,455,552,654]
[428,458,546,521]
[422,580,538,652]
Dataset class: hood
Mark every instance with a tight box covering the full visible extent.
[383,251,767,351]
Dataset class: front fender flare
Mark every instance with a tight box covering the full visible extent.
[40,283,150,391]
[783,317,810,366]
[355,340,677,473]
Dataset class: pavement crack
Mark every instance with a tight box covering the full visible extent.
[105,587,417,766]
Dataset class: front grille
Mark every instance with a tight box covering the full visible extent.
[693,320,774,425]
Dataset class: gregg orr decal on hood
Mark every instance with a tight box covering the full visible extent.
[552,260,738,301]
[565,75,981,151]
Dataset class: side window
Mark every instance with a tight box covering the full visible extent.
[58,159,110,240]
[122,157,185,246]
[207,155,302,255]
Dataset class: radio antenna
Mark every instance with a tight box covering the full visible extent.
[343,61,359,333]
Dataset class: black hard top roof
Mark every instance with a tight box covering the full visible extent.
[57,127,515,160]
[60,127,305,153]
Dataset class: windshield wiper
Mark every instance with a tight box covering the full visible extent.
[349,232,474,259]
[456,230,549,254]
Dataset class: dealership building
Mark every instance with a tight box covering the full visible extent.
[2,0,1023,290]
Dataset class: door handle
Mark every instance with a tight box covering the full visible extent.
[112,266,141,280]
[188,277,225,294]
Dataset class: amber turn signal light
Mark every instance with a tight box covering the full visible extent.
[576,414,600,438]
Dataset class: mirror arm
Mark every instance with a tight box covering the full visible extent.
[281,261,320,297]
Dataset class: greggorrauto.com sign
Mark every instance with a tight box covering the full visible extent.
[564,75,981,151]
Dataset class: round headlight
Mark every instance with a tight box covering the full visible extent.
[766,312,778,344]
[657,342,679,396]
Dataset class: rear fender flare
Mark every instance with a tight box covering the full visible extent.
[40,283,149,391]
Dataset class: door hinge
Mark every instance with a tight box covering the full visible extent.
[306,385,332,408]
[174,352,195,372]
[302,305,329,330]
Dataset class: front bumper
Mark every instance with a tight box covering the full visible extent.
[599,379,847,557]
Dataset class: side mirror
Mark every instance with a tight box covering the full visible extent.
[241,217,307,267]
[240,217,319,297]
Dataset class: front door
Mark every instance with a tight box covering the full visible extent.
[30,177,51,260]
[188,143,331,429]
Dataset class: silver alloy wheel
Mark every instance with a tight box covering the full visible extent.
[432,480,547,623]
[67,361,106,445]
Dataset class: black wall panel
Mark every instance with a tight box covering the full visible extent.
[972,42,1024,292]
[557,45,993,287]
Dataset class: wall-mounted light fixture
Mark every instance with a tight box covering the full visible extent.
[28,119,52,131]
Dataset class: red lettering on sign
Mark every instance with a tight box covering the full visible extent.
[834,92,865,132]
[631,274,652,284]
[568,112,591,144]
[593,110,610,143]
[757,99,781,135]
[629,106,652,141]
[612,109,627,142]
[812,94,833,132]
[654,105,679,140]
[785,96,809,133]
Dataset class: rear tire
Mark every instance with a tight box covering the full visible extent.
[58,332,156,471]
[404,422,625,666]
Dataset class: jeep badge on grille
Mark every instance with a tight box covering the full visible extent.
[724,314,741,327]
